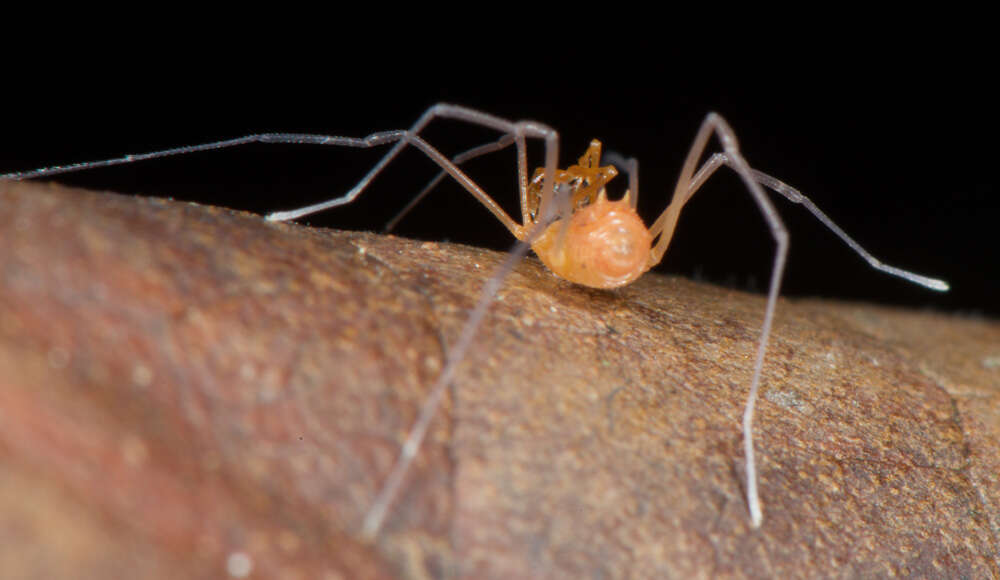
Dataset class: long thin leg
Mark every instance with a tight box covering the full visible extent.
[0,127,530,232]
[4,103,563,540]
[647,113,789,528]
[360,113,560,539]
[646,115,949,528]
[652,153,948,291]
[744,165,948,290]
[1,104,558,241]
[0,132,406,181]
[383,134,516,232]
[267,104,560,241]
[360,236,539,541]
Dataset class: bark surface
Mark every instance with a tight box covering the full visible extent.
[1,181,998,579]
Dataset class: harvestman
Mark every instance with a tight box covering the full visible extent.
[2,104,949,539]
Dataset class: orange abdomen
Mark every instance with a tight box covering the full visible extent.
[531,198,652,289]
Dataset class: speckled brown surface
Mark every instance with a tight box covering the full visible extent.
[1,181,998,579]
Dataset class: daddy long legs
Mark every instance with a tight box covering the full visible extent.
[1,103,949,540]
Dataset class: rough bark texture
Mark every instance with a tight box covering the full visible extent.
[1,181,998,579]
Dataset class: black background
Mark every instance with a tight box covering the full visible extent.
[3,32,996,318]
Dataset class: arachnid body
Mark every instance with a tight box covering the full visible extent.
[1,104,948,540]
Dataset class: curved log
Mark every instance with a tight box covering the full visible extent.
[1,181,997,579]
